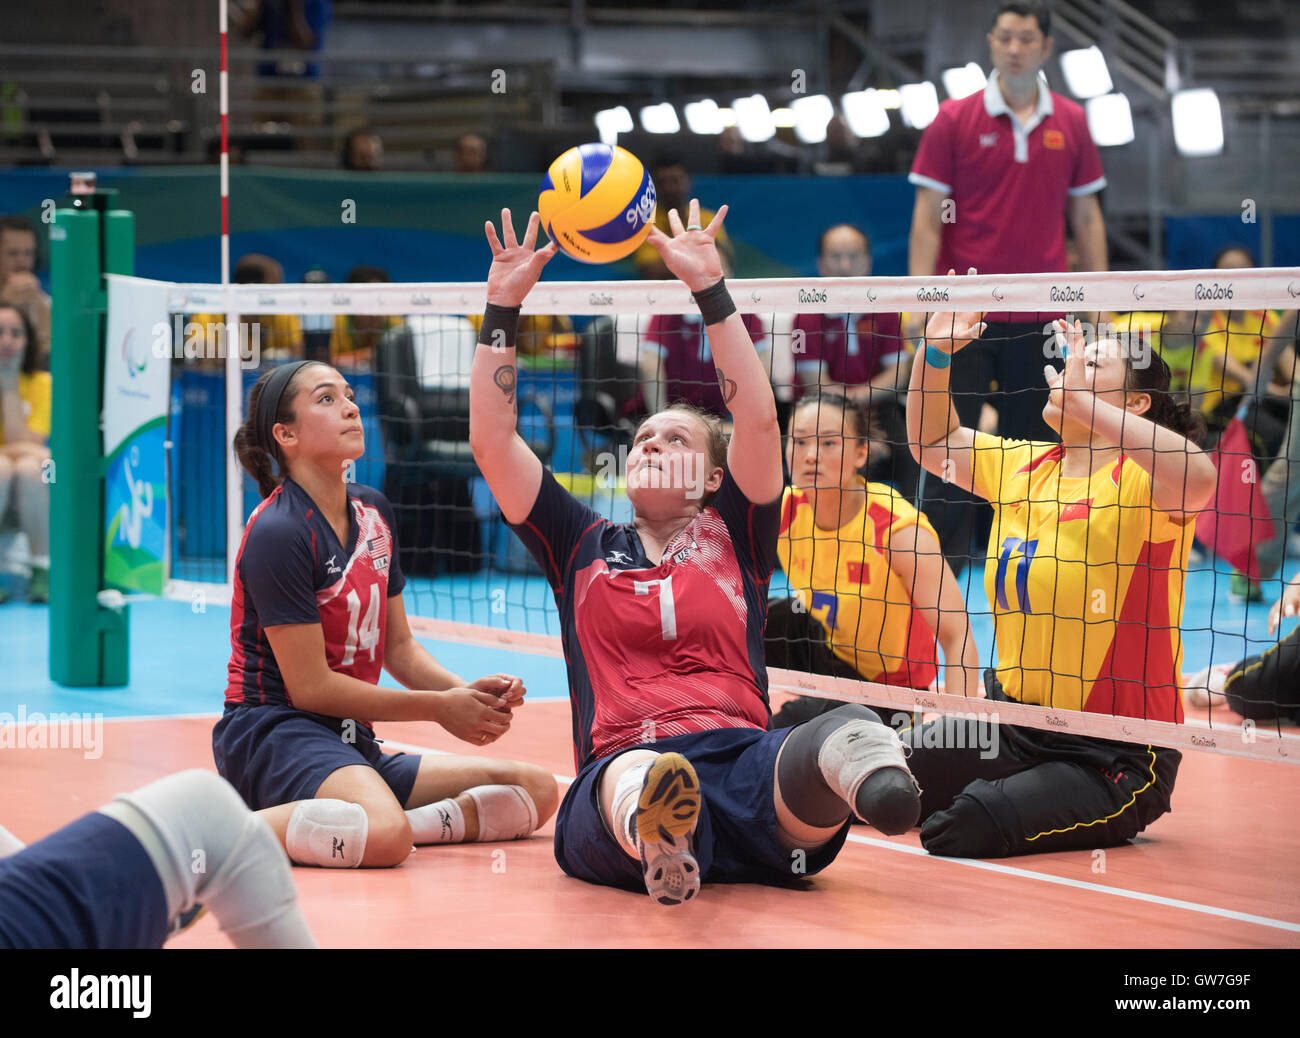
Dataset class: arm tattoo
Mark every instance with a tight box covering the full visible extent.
[493,365,517,405]
[716,366,739,406]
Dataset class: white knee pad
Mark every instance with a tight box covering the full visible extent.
[99,769,315,947]
[817,721,917,814]
[286,799,368,868]
[465,785,539,842]
[0,823,26,859]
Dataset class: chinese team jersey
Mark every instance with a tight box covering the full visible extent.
[971,434,1193,722]
[640,312,767,417]
[509,467,780,770]
[225,478,405,715]
[777,481,938,688]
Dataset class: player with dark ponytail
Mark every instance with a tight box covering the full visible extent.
[215,360,558,871]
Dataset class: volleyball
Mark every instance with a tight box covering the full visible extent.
[538,143,657,264]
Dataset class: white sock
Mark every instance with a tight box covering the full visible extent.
[609,763,652,859]
[0,822,26,859]
[406,798,465,844]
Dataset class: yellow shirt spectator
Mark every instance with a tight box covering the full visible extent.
[0,371,51,444]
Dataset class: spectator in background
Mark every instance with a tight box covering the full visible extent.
[0,216,50,371]
[191,254,303,366]
[904,0,1108,573]
[792,223,917,496]
[330,265,403,369]
[637,240,768,419]
[634,155,731,280]
[341,127,384,172]
[1189,245,1297,438]
[455,133,489,174]
[0,304,50,604]
[233,0,333,129]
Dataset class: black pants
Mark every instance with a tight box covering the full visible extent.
[894,680,1182,858]
[917,322,1060,575]
[1224,626,1300,722]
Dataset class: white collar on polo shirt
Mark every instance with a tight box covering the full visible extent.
[984,69,1053,163]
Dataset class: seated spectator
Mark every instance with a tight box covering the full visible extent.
[792,223,915,495]
[1189,246,1298,436]
[0,304,50,604]
[341,127,383,172]
[330,265,403,369]
[637,243,767,419]
[633,155,732,280]
[455,133,489,174]
[0,216,51,370]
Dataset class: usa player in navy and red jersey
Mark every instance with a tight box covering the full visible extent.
[470,204,921,906]
[214,360,558,870]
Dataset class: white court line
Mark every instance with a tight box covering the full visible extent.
[98,715,1300,936]
[377,736,1300,936]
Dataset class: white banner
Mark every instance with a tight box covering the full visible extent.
[164,268,1300,317]
[103,275,172,595]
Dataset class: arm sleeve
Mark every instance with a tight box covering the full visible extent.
[239,516,321,627]
[908,107,955,194]
[712,467,781,582]
[506,468,605,592]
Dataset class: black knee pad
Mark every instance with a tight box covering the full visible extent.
[778,704,888,828]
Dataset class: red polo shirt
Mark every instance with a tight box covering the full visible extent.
[910,70,1106,318]
[791,312,905,398]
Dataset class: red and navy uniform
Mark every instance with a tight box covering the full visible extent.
[214,478,421,810]
[510,467,853,888]
[226,477,404,710]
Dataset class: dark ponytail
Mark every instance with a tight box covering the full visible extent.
[1124,348,1206,446]
[235,364,314,498]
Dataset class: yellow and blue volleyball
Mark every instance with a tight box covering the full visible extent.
[539,143,657,264]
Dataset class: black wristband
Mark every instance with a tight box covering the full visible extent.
[477,302,521,349]
[692,278,736,326]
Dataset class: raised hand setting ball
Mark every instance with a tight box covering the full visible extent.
[538,143,657,264]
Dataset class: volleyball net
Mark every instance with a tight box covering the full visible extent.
[108,267,1300,763]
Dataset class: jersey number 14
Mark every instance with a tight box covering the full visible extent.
[342,583,382,665]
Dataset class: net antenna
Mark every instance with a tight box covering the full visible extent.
[219,0,244,585]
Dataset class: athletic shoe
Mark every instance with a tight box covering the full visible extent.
[1183,665,1230,708]
[1228,572,1263,604]
[633,752,701,907]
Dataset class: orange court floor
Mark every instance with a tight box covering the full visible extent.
[4,694,1297,950]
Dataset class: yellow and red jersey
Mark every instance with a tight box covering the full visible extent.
[777,479,937,688]
[971,433,1194,722]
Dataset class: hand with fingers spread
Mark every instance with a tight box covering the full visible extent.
[644,198,729,293]
[484,208,560,308]
[922,268,987,355]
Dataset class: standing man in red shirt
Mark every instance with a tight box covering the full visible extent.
[905,0,1108,571]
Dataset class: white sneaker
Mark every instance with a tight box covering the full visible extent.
[1183,664,1230,708]
[633,753,702,907]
